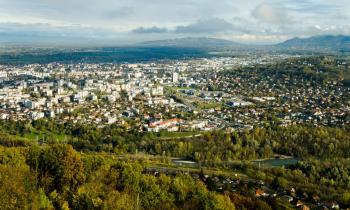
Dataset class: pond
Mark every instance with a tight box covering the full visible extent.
[253,157,299,167]
[172,159,198,167]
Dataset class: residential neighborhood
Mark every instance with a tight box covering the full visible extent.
[0,55,349,133]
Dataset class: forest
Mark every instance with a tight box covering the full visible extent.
[1,120,350,209]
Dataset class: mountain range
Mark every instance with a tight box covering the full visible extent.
[1,33,350,53]
[138,35,350,52]
[1,35,350,64]
[139,37,243,49]
[277,35,350,52]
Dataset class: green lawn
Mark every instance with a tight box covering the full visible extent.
[195,102,222,110]
[156,131,202,139]
[19,128,69,142]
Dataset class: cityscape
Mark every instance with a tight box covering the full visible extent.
[1,55,348,130]
[0,0,350,210]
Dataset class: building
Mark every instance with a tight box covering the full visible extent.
[24,99,38,109]
[172,72,179,83]
[29,111,45,120]
[148,118,183,132]
[151,86,164,96]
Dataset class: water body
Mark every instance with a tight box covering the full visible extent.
[0,47,209,65]
[253,157,299,167]
[172,159,198,167]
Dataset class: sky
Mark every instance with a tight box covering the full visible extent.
[0,0,349,46]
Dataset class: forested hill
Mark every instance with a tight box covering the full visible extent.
[1,118,350,209]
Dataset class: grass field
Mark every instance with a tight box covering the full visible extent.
[195,102,223,110]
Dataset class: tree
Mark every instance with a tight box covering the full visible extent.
[0,165,38,210]
[340,192,350,206]
[26,145,86,198]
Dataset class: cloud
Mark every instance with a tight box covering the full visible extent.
[282,0,340,15]
[132,26,168,34]
[102,7,134,19]
[252,3,290,25]
[332,13,349,21]
[131,18,245,35]
[0,0,350,44]
[174,18,235,34]
[0,22,113,38]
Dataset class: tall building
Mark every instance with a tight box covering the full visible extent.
[172,72,179,83]
[20,81,27,89]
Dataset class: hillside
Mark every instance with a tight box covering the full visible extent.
[278,35,350,52]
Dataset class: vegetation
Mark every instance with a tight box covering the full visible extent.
[0,55,350,208]
[2,120,349,161]
[0,144,276,210]
[1,119,350,208]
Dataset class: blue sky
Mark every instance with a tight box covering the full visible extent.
[0,0,349,45]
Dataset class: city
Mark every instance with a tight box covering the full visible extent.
[1,55,348,131]
[1,0,350,209]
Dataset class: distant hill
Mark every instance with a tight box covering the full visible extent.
[277,35,350,52]
[138,37,243,49]
[139,36,350,52]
